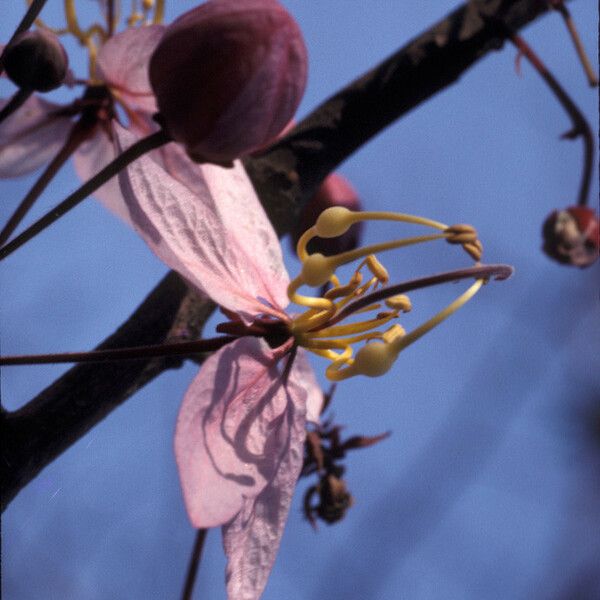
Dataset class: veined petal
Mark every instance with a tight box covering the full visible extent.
[174,337,303,528]
[222,378,306,600]
[0,95,72,177]
[72,127,132,224]
[289,348,322,424]
[96,25,165,114]
[73,116,156,226]
[115,123,289,320]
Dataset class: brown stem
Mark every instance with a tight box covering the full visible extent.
[318,264,513,330]
[510,33,594,206]
[181,529,208,600]
[0,0,49,75]
[107,0,116,36]
[0,336,236,366]
[550,1,598,87]
[0,88,32,125]
[0,129,171,260]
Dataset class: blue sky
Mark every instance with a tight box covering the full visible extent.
[1,1,599,599]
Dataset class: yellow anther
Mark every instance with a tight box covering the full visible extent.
[142,0,154,10]
[301,253,334,287]
[385,294,412,312]
[364,255,389,284]
[382,324,405,343]
[315,206,355,238]
[444,224,483,261]
[127,12,144,26]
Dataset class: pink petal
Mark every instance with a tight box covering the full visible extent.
[73,116,155,226]
[221,347,311,600]
[114,122,290,320]
[0,94,72,177]
[290,348,322,424]
[222,395,306,600]
[72,127,132,224]
[174,337,302,528]
[96,25,165,114]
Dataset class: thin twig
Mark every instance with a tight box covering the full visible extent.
[107,0,115,37]
[181,529,208,600]
[0,129,171,260]
[550,0,598,87]
[510,33,594,206]
[0,336,236,366]
[0,118,93,246]
[0,89,32,125]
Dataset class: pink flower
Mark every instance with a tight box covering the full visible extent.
[0,24,165,216]
[114,124,322,600]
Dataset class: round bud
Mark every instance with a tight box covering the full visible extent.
[3,30,68,92]
[291,174,363,256]
[353,342,396,378]
[542,206,599,268]
[301,253,333,287]
[149,0,307,164]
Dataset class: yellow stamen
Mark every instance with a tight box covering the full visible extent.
[288,208,490,381]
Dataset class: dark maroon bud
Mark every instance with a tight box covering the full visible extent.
[291,174,363,256]
[542,206,599,268]
[149,0,307,164]
[3,30,68,92]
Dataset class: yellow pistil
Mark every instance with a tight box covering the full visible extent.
[287,207,489,381]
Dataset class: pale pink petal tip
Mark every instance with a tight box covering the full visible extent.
[114,123,289,318]
[96,25,165,114]
[0,95,72,178]
[174,337,304,528]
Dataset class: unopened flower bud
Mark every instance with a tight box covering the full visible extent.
[292,174,363,256]
[3,30,68,92]
[149,0,307,164]
[542,206,599,268]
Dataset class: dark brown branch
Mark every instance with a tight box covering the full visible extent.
[1,0,553,510]
[246,0,551,234]
[1,272,214,511]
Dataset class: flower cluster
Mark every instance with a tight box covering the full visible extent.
[0,2,515,600]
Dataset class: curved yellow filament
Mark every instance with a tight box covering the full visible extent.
[349,211,448,231]
[391,278,484,354]
[295,226,317,261]
[327,234,448,272]
[309,313,397,338]
[153,0,165,24]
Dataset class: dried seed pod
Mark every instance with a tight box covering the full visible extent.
[149,0,307,164]
[3,30,68,92]
[291,174,364,256]
[542,206,599,268]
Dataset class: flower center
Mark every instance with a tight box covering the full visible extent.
[287,207,486,381]
[34,0,165,79]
